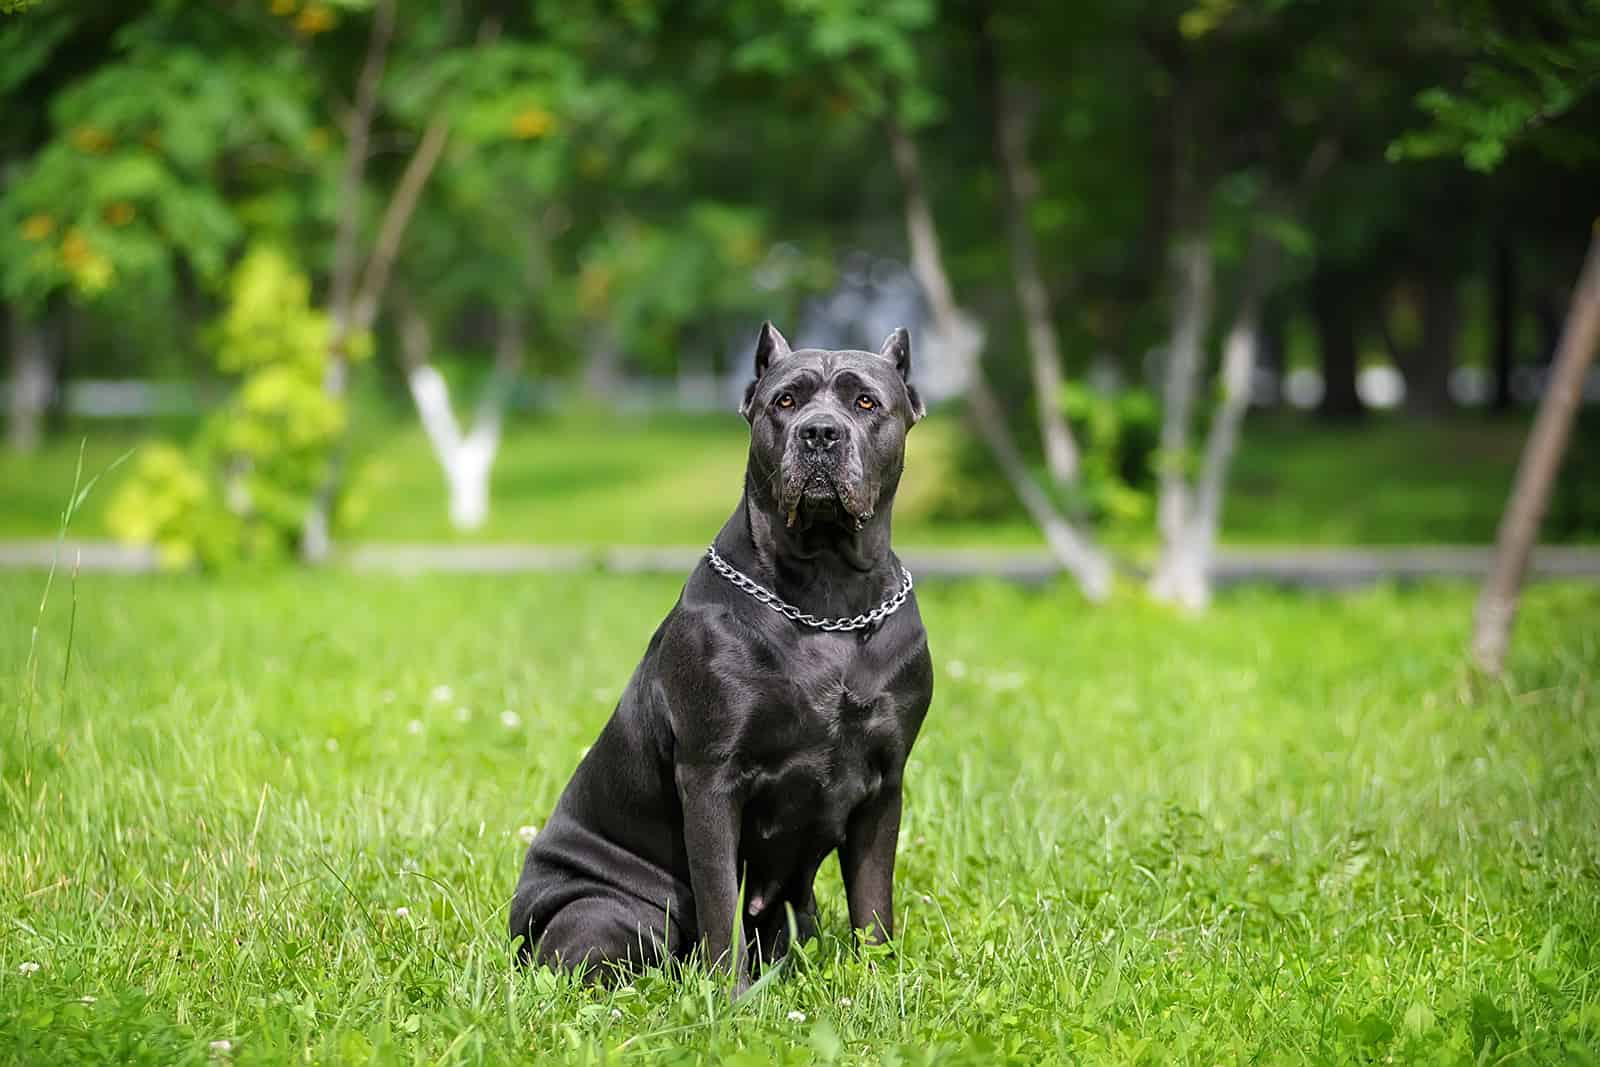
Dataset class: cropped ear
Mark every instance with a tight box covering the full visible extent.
[741,321,793,420]
[879,327,911,380]
[754,321,792,380]
[879,327,925,424]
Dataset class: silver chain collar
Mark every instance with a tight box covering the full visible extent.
[705,545,914,633]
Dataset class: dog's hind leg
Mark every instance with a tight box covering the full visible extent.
[534,895,673,985]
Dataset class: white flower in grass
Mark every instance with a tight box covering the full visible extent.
[455,706,472,723]
[209,1039,233,1055]
[500,710,522,729]
[18,962,40,976]
[407,719,423,736]
[837,997,852,1008]
[786,1010,807,1023]
[518,825,540,845]
[946,659,968,679]
[394,906,411,918]
[79,995,96,1004]
[610,1008,623,1021]
[324,738,339,752]
[431,685,453,703]
[921,895,932,905]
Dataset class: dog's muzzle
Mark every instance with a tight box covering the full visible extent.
[779,421,875,529]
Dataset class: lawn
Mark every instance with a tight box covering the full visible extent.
[2,568,1597,1064]
[3,410,1594,548]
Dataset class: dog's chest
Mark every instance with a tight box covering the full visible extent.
[740,676,899,847]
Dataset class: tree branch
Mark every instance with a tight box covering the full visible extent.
[327,0,395,336]
[976,5,1082,486]
[886,116,1112,600]
[350,115,451,335]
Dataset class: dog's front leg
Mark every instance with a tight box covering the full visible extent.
[676,766,749,994]
[840,783,903,946]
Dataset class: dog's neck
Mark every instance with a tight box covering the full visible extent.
[712,478,900,622]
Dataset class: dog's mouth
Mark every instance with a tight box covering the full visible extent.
[780,462,875,531]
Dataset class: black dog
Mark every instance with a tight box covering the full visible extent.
[510,323,934,991]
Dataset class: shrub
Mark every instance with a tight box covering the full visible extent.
[1060,381,1159,528]
[928,381,1160,534]
[108,246,369,567]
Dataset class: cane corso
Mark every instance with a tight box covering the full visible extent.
[511,322,934,992]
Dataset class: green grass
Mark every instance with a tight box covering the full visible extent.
[4,410,1592,547]
[2,567,1598,1064]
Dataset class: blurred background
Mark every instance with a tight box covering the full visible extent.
[1,0,1597,606]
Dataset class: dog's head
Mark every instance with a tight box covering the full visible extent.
[741,322,925,531]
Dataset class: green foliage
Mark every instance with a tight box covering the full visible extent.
[104,443,238,569]
[0,20,313,307]
[1389,1,1600,171]
[575,205,787,374]
[1061,383,1160,528]
[107,246,367,567]
[928,384,1159,533]
[3,573,1598,1061]
[729,0,938,122]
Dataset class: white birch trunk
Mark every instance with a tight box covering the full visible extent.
[988,76,1081,487]
[401,306,521,532]
[1154,313,1258,610]
[1149,137,1335,608]
[886,118,1112,600]
[1149,233,1216,606]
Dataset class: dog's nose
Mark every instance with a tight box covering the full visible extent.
[800,418,843,452]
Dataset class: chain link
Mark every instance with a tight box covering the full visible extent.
[705,545,913,632]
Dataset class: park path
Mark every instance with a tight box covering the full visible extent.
[1,539,1598,588]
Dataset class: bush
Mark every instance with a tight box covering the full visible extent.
[108,246,369,567]
[928,381,1160,533]
[1060,381,1159,528]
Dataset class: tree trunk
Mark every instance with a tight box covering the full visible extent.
[399,304,523,532]
[1312,266,1363,419]
[1404,270,1459,415]
[885,117,1111,600]
[320,0,395,399]
[1258,301,1286,407]
[301,0,453,561]
[976,12,1081,487]
[299,0,396,562]
[1149,232,1227,608]
[1150,231,1215,597]
[6,307,56,453]
[1472,227,1600,675]
[1156,234,1276,610]
[1492,237,1516,412]
[582,325,623,401]
[1149,133,1333,609]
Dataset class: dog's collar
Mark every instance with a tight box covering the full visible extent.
[705,545,913,633]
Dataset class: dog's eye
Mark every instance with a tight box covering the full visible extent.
[856,394,876,411]
[776,393,795,409]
